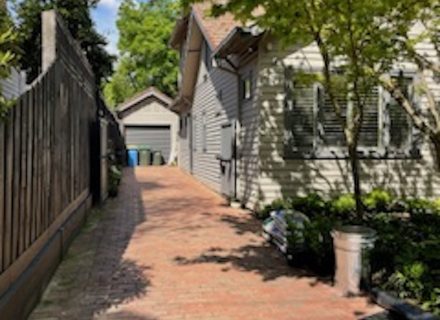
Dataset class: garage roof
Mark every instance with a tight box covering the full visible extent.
[116,87,173,115]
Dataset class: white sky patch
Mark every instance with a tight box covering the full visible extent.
[99,0,123,10]
[92,0,124,56]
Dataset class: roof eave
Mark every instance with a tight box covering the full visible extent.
[169,16,189,49]
[213,27,265,59]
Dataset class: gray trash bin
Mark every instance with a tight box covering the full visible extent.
[138,145,151,166]
[153,151,163,166]
[331,225,376,296]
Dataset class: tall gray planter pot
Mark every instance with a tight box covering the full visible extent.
[331,226,376,296]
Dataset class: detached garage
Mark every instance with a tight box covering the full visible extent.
[117,87,178,164]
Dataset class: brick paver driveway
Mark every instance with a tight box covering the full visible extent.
[30,167,382,320]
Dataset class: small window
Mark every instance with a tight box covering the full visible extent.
[242,73,253,100]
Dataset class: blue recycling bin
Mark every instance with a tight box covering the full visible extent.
[127,149,139,167]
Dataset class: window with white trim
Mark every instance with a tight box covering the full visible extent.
[283,73,418,159]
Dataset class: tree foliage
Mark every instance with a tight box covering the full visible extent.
[188,0,438,218]
[0,4,19,119]
[104,0,179,107]
[13,0,115,85]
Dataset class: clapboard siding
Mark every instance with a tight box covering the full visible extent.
[178,113,191,172]
[0,69,27,99]
[190,41,238,192]
[237,59,260,208]
[256,37,440,205]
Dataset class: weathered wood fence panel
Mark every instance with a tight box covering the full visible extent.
[0,11,98,315]
[0,57,94,272]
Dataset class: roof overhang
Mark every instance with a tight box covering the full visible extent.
[170,95,192,114]
[169,16,189,49]
[214,26,264,59]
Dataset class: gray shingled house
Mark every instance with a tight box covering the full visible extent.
[170,3,440,211]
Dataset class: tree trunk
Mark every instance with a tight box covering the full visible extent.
[348,143,364,221]
[430,135,440,170]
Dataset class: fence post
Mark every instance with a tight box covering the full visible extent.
[42,11,56,72]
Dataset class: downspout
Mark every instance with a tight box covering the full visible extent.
[216,57,241,201]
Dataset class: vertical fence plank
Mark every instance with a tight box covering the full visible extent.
[12,103,21,262]
[4,110,13,268]
[26,90,33,249]
[19,94,27,255]
[31,83,38,243]
[0,121,5,272]
[36,79,42,238]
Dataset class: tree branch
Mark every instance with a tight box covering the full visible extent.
[380,76,436,136]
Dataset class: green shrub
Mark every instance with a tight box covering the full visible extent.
[108,165,122,197]
[363,188,393,212]
[303,215,336,274]
[255,198,290,220]
[286,214,336,275]
[431,198,440,215]
[405,198,436,215]
[289,193,327,217]
[368,212,440,315]
[329,193,356,216]
[386,262,426,301]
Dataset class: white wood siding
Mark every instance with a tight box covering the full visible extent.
[256,37,440,205]
[237,59,260,209]
[0,69,27,99]
[190,41,238,192]
[179,113,191,172]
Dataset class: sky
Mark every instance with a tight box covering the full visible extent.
[91,0,123,56]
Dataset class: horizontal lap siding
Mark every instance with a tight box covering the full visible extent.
[0,69,27,99]
[179,115,190,172]
[256,39,440,205]
[238,60,260,209]
[192,62,238,192]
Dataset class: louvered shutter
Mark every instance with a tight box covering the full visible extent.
[389,102,411,149]
[319,91,347,147]
[359,87,379,147]
[284,80,315,157]
[387,78,412,151]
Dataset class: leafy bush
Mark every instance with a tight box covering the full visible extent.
[255,198,290,220]
[363,188,393,212]
[431,198,440,215]
[368,213,440,315]
[404,198,437,215]
[289,193,327,217]
[286,214,336,275]
[329,193,356,216]
[108,165,122,197]
[386,262,426,301]
[0,11,18,119]
[302,216,336,274]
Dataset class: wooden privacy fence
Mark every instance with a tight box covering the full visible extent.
[0,11,98,315]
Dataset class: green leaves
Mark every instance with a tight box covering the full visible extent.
[14,0,115,85]
[104,0,179,107]
[0,8,18,120]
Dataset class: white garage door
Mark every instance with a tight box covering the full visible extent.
[125,125,171,161]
